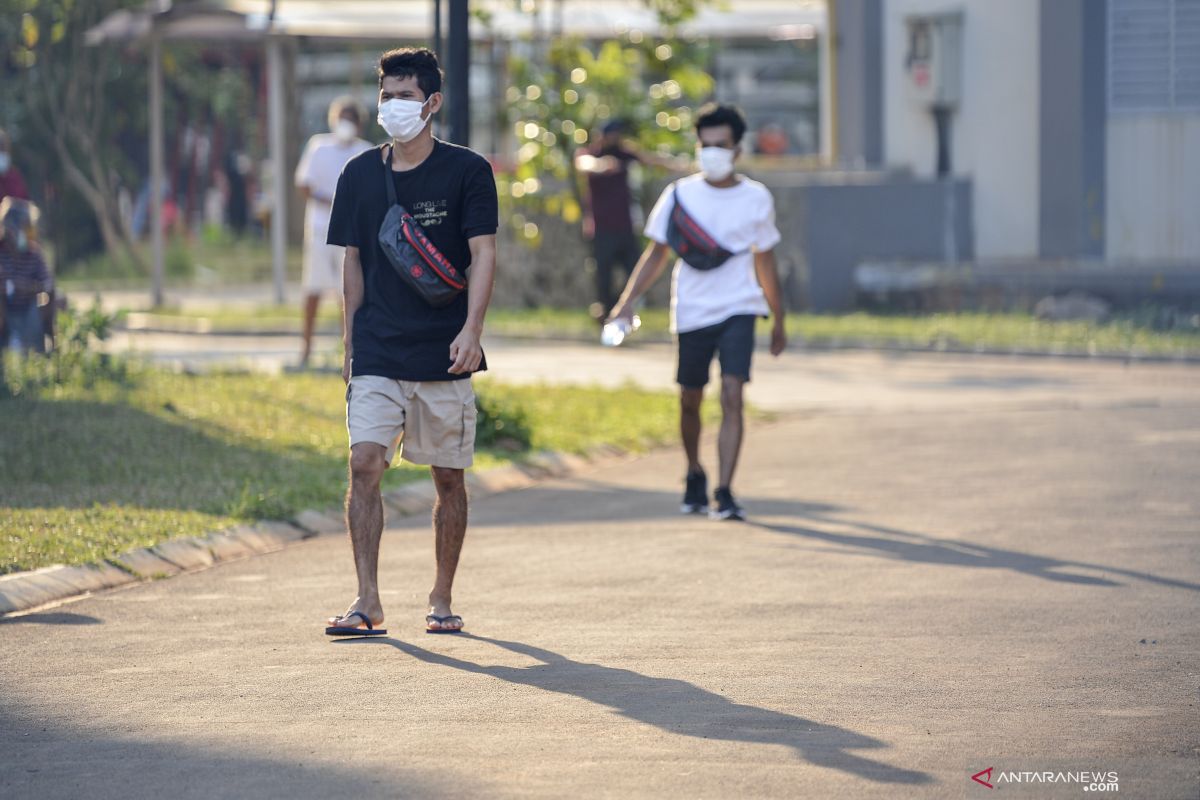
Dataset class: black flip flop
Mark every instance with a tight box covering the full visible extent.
[425,614,464,634]
[325,610,388,637]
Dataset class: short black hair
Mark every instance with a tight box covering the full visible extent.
[694,103,747,145]
[378,48,443,99]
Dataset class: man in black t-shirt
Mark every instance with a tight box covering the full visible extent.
[324,48,498,638]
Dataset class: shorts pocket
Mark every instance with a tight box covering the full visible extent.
[460,396,478,452]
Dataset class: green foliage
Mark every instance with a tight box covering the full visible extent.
[0,0,261,269]
[475,389,534,451]
[3,305,131,396]
[498,6,715,247]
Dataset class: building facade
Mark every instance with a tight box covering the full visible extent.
[836,0,1200,264]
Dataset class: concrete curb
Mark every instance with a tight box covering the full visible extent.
[0,448,624,617]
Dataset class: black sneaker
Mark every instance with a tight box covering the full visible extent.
[681,469,708,514]
[711,487,745,521]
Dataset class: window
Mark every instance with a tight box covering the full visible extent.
[1109,0,1200,111]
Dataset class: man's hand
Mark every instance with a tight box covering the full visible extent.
[342,352,352,384]
[605,301,634,325]
[770,320,787,356]
[448,325,483,374]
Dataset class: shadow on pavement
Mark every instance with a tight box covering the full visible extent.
[465,479,842,529]
[749,515,1200,593]
[0,612,102,626]
[0,711,452,800]
[467,482,1199,592]
[357,635,932,786]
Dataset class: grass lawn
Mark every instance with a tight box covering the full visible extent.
[121,305,1200,357]
[0,370,718,575]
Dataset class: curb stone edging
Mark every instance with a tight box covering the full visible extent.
[0,448,625,617]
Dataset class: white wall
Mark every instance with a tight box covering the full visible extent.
[882,0,1040,259]
[1106,115,1200,261]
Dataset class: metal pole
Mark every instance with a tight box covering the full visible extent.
[433,0,443,55]
[447,0,470,146]
[267,35,287,305]
[819,2,837,165]
[149,34,165,307]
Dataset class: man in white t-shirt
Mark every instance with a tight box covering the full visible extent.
[295,96,373,367]
[608,104,787,521]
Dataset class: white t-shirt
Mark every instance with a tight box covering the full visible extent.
[294,133,373,241]
[644,173,781,334]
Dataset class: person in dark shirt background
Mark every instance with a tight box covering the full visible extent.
[0,198,52,354]
[575,121,684,321]
[0,129,31,204]
[324,48,498,638]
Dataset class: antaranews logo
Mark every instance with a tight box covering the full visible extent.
[969,766,1120,793]
[972,767,994,788]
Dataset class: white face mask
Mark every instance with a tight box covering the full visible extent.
[0,152,10,174]
[15,230,28,251]
[377,97,431,143]
[334,119,358,143]
[697,146,736,181]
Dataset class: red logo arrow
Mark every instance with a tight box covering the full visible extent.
[971,767,994,788]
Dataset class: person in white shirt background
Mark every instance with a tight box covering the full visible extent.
[607,103,787,522]
[295,96,373,368]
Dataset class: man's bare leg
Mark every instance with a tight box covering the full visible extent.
[680,387,705,473]
[329,442,387,629]
[427,465,467,631]
[300,293,320,367]
[717,375,746,490]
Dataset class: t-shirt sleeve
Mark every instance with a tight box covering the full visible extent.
[326,166,358,247]
[643,184,674,245]
[294,138,316,188]
[461,159,499,239]
[752,189,782,252]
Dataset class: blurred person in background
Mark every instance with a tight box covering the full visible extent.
[575,120,685,322]
[0,129,30,203]
[294,96,373,367]
[0,198,53,354]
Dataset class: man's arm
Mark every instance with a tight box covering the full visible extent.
[448,234,496,375]
[341,245,363,383]
[607,241,673,322]
[753,248,787,356]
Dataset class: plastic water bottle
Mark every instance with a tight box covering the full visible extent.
[601,314,641,347]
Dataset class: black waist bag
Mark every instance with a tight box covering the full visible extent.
[665,184,741,271]
[378,146,467,308]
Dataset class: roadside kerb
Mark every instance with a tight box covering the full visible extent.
[0,447,633,617]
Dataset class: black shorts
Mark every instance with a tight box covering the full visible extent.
[676,314,757,389]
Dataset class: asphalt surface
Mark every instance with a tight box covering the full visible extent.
[2,343,1199,799]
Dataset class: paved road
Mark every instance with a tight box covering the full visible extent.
[108,327,1200,415]
[2,344,1198,798]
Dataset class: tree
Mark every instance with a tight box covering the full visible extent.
[1,0,150,271]
[499,0,715,248]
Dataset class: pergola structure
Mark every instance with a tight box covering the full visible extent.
[85,0,828,307]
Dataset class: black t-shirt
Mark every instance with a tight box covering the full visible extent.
[586,144,639,235]
[327,140,498,381]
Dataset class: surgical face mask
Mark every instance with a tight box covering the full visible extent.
[377,97,431,143]
[698,146,736,181]
[0,152,10,174]
[334,118,358,143]
[15,230,28,251]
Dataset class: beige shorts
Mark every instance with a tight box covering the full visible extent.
[346,375,477,469]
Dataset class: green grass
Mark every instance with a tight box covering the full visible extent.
[0,370,717,575]
[115,304,1200,357]
[57,235,304,289]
